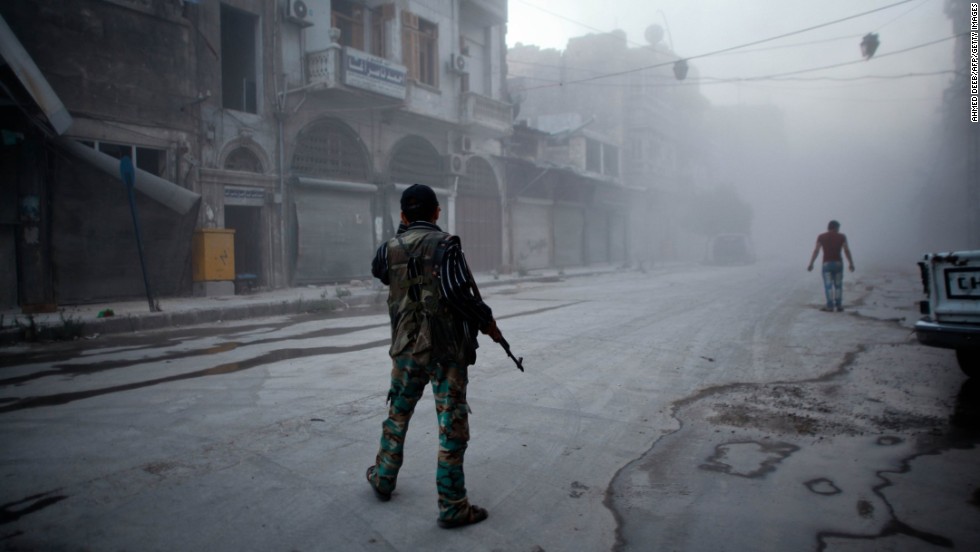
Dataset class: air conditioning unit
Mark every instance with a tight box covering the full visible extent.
[448,154,467,175]
[448,53,468,75]
[455,134,473,154]
[284,0,313,26]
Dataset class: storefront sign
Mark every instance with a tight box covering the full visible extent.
[343,48,407,99]
[224,185,265,206]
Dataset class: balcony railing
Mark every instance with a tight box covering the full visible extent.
[459,92,512,137]
[306,47,341,89]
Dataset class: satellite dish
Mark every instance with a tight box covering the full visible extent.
[645,25,664,46]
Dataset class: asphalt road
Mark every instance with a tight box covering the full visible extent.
[1,260,976,551]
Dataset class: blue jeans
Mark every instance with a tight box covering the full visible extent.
[821,261,844,308]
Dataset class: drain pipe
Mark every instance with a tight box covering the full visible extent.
[277,111,286,288]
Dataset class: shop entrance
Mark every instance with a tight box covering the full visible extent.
[224,205,262,285]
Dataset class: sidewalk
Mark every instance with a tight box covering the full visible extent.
[0,265,625,345]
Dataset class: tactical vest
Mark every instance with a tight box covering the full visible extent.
[386,227,475,366]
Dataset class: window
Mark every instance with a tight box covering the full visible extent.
[332,0,365,51]
[220,5,259,113]
[80,140,168,178]
[225,147,263,173]
[291,119,370,181]
[586,138,602,173]
[370,6,393,57]
[402,12,438,87]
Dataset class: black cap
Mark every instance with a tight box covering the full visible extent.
[401,183,439,213]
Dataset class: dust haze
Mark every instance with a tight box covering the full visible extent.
[507,0,976,269]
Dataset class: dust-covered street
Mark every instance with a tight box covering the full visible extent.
[1,261,977,551]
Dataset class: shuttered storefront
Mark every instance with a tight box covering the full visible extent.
[585,208,628,265]
[455,157,501,272]
[293,181,375,284]
[291,118,374,284]
[512,200,551,270]
[586,214,608,264]
[553,204,584,268]
[609,209,627,263]
[387,133,447,233]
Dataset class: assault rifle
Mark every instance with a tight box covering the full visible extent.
[498,335,524,372]
[458,256,525,373]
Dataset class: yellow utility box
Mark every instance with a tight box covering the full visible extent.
[192,228,236,282]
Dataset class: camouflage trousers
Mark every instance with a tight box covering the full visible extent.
[371,355,472,520]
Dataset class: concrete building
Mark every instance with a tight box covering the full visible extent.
[270,0,511,281]
[500,118,633,273]
[1,0,512,311]
[507,26,713,264]
[1,1,202,311]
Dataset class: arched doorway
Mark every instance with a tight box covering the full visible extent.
[222,146,265,287]
[290,118,374,284]
[386,135,445,229]
[456,156,501,272]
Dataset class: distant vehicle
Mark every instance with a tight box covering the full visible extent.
[914,250,980,377]
[704,233,756,265]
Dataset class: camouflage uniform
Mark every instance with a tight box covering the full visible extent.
[368,222,487,521]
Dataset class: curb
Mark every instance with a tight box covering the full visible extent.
[0,268,622,345]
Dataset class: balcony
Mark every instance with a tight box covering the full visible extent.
[306,47,341,89]
[306,45,407,101]
[459,92,512,137]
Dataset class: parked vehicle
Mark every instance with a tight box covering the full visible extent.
[704,233,756,266]
[914,250,980,377]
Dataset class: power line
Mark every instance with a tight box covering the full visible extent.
[874,0,931,31]
[739,33,959,82]
[708,34,857,57]
[512,0,650,49]
[511,34,959,90]
[519,0,921,92]
[508,33,860,73]
[768,70,953,82]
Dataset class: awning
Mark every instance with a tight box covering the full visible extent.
[294,176,378,194]
[0,13,72,135]
[58,138,200,215]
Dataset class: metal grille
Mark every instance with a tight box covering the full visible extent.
[456,157,501,271]
[461,156,497,195]
[292,119,370,180]
[389,136,442,187]
[224,147,263,173]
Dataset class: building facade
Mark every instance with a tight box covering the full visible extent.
[1,0,513,311]
[187,0,511,287]
[1,1,203,310]
[507,26,713,265]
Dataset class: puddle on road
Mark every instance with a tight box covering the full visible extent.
[0,305,391,370]
[0,317,392,387]
[0,339,390,413]
[1,301,578,414]
[0,490,68,525]
[605,345,980,552]
[699,440,799,478]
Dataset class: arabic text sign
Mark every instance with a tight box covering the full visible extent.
[343,48,407,99]
[224,185,266,207]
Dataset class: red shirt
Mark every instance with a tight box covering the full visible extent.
[817,231,847,262]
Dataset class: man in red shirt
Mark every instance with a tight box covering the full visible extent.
[807,220,855,311]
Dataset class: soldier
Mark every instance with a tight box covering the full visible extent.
[366,183,501,528]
